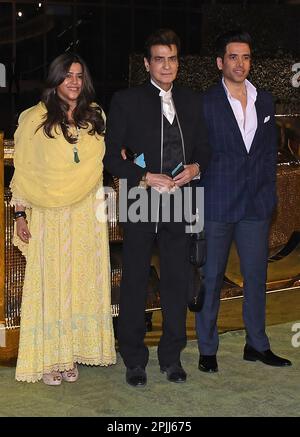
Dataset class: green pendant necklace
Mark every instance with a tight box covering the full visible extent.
[73,145,80,163]
[62,121,80,163]
[72,126,80,163]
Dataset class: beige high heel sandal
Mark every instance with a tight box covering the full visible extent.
[42,370,62,386]
[61,364,79,383]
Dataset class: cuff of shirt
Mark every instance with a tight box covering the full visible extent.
[192,162,201,180]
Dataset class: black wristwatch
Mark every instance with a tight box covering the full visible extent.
[14,211,27,221]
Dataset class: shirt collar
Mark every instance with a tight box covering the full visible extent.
[151,79,173,98]
[222,77,257,102]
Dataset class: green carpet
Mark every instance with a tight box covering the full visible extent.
[0,322,299,417]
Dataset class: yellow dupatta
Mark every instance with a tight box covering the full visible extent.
[11,102,105,208]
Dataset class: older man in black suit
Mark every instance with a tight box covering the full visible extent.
[104,28,211,387]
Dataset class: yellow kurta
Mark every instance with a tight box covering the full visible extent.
[11,103,116,382]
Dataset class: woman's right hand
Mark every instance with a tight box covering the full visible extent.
[16,218,32,243]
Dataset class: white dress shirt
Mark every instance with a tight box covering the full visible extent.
[151,79,175,124]
[222,78,258,153]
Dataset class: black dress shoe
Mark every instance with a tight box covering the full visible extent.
[160,363,187,383]
[126,366,147,387]
[243,344,292,367]
[198,355,218,373]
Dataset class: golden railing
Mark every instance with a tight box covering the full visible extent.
[0,132,4,328]
[0,136,20,360]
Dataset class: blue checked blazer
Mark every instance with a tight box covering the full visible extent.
[201,81,278,222]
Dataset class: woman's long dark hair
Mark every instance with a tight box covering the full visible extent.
[39,53,105,143]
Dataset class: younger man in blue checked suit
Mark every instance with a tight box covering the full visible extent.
[196,30,292,372]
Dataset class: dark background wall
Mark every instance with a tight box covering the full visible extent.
[0,0,300,137]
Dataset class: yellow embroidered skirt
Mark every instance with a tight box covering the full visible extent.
[14,187,116,382]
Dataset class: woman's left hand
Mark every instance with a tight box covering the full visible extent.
[16,217,32,243]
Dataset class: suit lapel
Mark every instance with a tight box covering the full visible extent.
[216,82,265,155]
[142,82,162,135]
[216,82,247,154]
[249,91,263,155]
[172,86,187,128]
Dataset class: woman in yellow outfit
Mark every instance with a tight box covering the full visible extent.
[10,53,116,384]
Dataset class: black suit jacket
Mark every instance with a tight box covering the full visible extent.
[104,81,211,232]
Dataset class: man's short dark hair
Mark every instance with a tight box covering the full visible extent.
[144,28,181,61]
[216,30,252,59]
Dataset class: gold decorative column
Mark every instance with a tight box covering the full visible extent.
[0,135,20,363]
[0,132,4,329]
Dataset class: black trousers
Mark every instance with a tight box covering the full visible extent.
[118,225,190,368]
